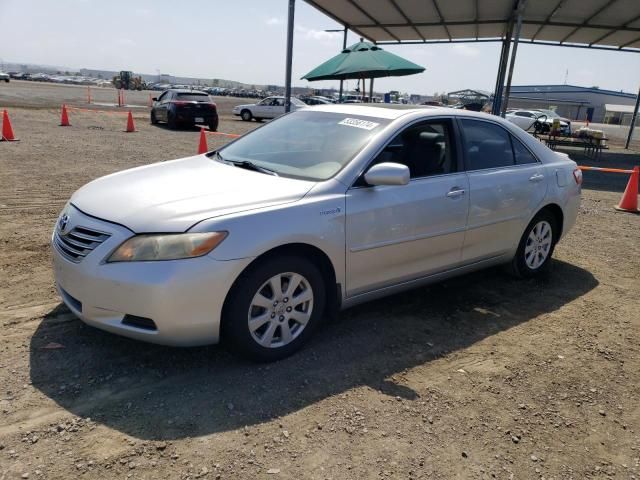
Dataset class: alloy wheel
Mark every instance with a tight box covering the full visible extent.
[524,220,553,269]
[247,272,314,348]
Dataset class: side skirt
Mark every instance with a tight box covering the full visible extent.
[340,254,510,310]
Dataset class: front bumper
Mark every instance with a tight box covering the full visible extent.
[52,205,252,346]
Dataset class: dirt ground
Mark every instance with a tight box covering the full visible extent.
[1,81,640,480]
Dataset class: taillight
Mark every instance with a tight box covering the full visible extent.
[573,168,583,185]
[172,101,188,106]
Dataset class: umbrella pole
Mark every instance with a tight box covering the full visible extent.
[339,26,347,102]
[284,0,296,113]
[369,78,374,103]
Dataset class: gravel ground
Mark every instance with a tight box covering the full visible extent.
[1,82,640,480]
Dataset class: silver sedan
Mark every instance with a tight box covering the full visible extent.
[52,105,582,361]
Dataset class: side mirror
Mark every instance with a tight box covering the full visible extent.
[152,97,158,101]
[364,162,410,186]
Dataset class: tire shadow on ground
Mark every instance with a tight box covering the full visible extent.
[29,259,597,440]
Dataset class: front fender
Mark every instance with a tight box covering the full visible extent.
[190,192,347,290]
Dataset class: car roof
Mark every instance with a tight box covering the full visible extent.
[167,89,208,94]
[309,103,501,121]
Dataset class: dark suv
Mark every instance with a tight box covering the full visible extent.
[151,89,218,131]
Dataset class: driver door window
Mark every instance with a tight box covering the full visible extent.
[369,119,457,181]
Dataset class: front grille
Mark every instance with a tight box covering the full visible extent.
[54,226,110,263]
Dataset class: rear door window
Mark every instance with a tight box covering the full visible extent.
[511,135,538,165]
[460,119,515,170]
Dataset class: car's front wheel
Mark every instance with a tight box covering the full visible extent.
[240,109,252,121]
[510,210,557,278]
[150,110,158,124]
[223,256,326,361]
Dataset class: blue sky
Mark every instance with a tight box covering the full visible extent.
[2,0,639,95]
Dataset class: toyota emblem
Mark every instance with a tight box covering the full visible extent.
[58,213,69,233]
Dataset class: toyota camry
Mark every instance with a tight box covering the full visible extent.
[52,105,581,361]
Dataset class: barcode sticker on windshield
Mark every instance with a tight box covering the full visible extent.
[338,118,379,130]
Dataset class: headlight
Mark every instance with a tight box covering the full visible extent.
[107,232,227,262]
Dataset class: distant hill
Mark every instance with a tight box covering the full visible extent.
[1,61,275,90]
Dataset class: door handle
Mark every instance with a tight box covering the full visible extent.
[529,173,545,182]
[446,188,466,198]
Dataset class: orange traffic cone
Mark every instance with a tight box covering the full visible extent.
[60,104,71,126]
[125,111,136,132]
[1,110,18,141]
[614,166,639,213]
[198,127,209,154]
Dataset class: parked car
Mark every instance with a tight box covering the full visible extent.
[506,109,570,135]
[0,72,10,83]
[301,96,335,105]
[150,89,218,131]
[52,105,581,361]
[533,109,572,134]
[232,96,306,121]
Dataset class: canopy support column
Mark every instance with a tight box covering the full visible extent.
[284,0,296,113]
[492,11,516,115]
[625,85,640,149]
[491,39,510,114]
[502,0,526,116]
[369,78,374,102]
[339,26,347,102]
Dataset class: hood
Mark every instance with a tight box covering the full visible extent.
[71,155,315,232]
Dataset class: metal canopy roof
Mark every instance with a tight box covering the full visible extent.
[304,0,640,52]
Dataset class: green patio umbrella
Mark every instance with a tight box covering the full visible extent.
[301,40,425,101]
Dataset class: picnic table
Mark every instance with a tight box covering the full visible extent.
[536,133,609,158]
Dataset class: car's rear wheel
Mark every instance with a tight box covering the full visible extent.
[510,210,557,278]
[240,109,252,122]
[209,120,218,132]
[223,256,326,362]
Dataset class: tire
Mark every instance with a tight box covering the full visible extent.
[150,110,158,124]
[167,112,177,129]
[223,256,326,362]
[509,210,558,278]
[240,109,252,122]
[209,118,218,132]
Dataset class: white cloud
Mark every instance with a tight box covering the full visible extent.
[452,44,480,57]
[295,25,341,44]
[265,17,283,26]
[135,8,151,16]
[116,38,136,47]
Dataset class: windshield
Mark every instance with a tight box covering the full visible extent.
[217,111,390,181]
[176,93,210,102]
[291,97,306,106]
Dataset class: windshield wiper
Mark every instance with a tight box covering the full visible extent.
[228,160,279,176]
[212,151,278,176]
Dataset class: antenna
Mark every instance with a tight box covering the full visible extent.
[564,69,568,85]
